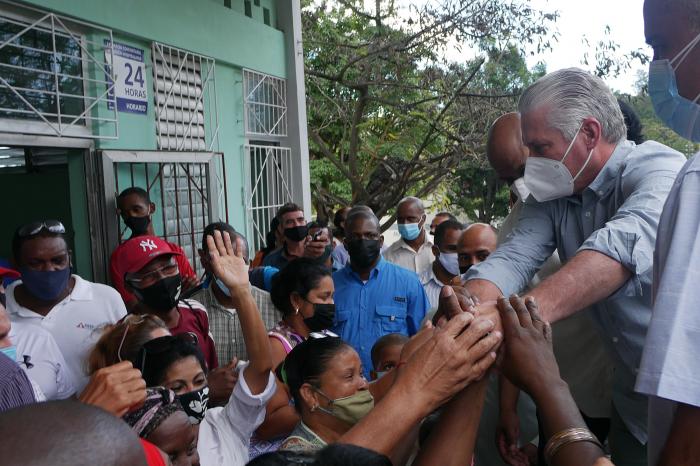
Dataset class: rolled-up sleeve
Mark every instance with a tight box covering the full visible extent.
[466,202,556,296]
[578,166,678,297]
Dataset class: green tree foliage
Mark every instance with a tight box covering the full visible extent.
[303,0,557,227]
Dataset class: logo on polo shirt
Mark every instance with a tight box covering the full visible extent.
[140,239,158,252]
[76,322,98,330]
[393,296,406,303]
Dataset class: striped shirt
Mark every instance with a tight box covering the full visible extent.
[0,352,35,412]
[188,283,278,363]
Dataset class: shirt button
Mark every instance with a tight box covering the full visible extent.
[598,191,604,196]
[612,337,619,343]
[585,211,591,217]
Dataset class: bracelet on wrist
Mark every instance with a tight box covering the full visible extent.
[544,427,603,464]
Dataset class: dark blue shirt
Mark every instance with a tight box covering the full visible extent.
[332,257,429,376]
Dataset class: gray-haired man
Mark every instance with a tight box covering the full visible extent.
[463,68,686,465]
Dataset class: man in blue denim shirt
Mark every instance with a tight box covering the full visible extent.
[332,207,429,377]
[463,68,686,466]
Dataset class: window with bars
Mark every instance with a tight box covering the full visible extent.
[0,3,117,138]
[152,42,219,151]
[243,69,287,137]
[245,143,293,251]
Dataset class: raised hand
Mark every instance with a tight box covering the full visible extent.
[497,295,559,398]
[303,227,330,259]
[206,230,249,294]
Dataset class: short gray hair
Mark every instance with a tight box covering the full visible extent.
[518,68,626,144]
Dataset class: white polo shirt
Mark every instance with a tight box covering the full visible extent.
[10,320,75,400]
[6,275,127,392]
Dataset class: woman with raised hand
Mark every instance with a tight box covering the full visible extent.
[137,230,275,466]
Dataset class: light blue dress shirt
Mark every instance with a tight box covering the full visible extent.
[466,140,686,443]
[635,152,700,464]
[332,257,429,376]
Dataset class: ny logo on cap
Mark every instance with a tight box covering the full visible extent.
[140,239,158,252]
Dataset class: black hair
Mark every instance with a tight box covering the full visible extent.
[617,99,645,145]
[315,444,392,466]
[201,222,249,262]
[370,333,409,370]
[344,207,380,235]
[276,202,304,221]
[434,219,465,248]
[11,227,68,264]
[247,444,391,466]
[434,212,458,222]
[333,207,351,239]
[117,187,151,207]
[270,258,332,317]
[276,337,349,412]
[139,335,208,387]
[262,217,281,256]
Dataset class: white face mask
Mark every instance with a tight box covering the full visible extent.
[511,177,531,202]
[523,124,593,202]
[437,252,460,276]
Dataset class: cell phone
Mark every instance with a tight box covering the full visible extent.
[312,230,323,241]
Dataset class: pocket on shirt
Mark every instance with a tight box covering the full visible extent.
[334,307,351,333]
[375,305,407,333]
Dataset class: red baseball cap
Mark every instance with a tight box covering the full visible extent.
[0,266,20,280]
[119,236,182,275]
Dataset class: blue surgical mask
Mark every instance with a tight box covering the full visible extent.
[0,345,17,363]
[19,267,71,302]
[398,222,422,241]
[649,32,700,142]
[214,277,231,298]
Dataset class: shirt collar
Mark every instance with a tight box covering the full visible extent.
[395,236,433,252]
[346,256,386,282]
[420,266,444,287]
[69,275,93,301]
[586,140,631,196]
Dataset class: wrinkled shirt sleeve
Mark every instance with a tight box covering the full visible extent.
[466,202,556,296]
[578,167,678,297]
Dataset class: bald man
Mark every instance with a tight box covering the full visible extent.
[384,197,435,275]
[456,224,498,275]
[482,112,614,466]
[0,400,150,466]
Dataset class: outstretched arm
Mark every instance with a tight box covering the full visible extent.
[206,231,272,394]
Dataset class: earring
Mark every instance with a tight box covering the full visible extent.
[295,308,299,315]
[311,405,317,412]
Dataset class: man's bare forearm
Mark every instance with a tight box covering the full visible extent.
[529,250,631,323]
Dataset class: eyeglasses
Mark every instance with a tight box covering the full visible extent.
[116,314,147,362]
[135,333,199,375]
[126,258,178,288]
[346,233,381,241]
[17,220,66,238]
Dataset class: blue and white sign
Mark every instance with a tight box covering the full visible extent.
[104,40,148,114]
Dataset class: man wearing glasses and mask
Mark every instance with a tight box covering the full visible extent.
[120,235,218,373]
[5,221,126,392]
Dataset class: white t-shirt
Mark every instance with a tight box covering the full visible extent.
[198,364,276,466]
[6,275,126,392]
[10,320,74,400]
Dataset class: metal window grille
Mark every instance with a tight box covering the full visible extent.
[152,42,219,151]
[0,1,118,138]
[103,151,228,278]
[243,69,287,137]
[244,144,293,251]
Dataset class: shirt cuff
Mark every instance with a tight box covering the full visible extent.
[235,363,277,406]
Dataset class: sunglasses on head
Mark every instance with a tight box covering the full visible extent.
[17,220,66,238]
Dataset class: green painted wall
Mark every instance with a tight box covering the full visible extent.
[8,0,292,274]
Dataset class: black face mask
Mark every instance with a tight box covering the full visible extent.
[347,239,381,269]
[459,264,470,275]
[125,215,151,236]
[133,274,182,312]
[284,225,309,242]
[304,303,335,332]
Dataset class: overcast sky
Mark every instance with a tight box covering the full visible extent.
[388,0,650,94]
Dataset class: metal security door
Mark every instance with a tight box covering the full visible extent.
[101,150,227,278]
[244,144,293,252]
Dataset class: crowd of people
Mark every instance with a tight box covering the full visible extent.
[1,1,699,465]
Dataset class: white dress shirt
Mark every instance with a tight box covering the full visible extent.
[383,235,434,275]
